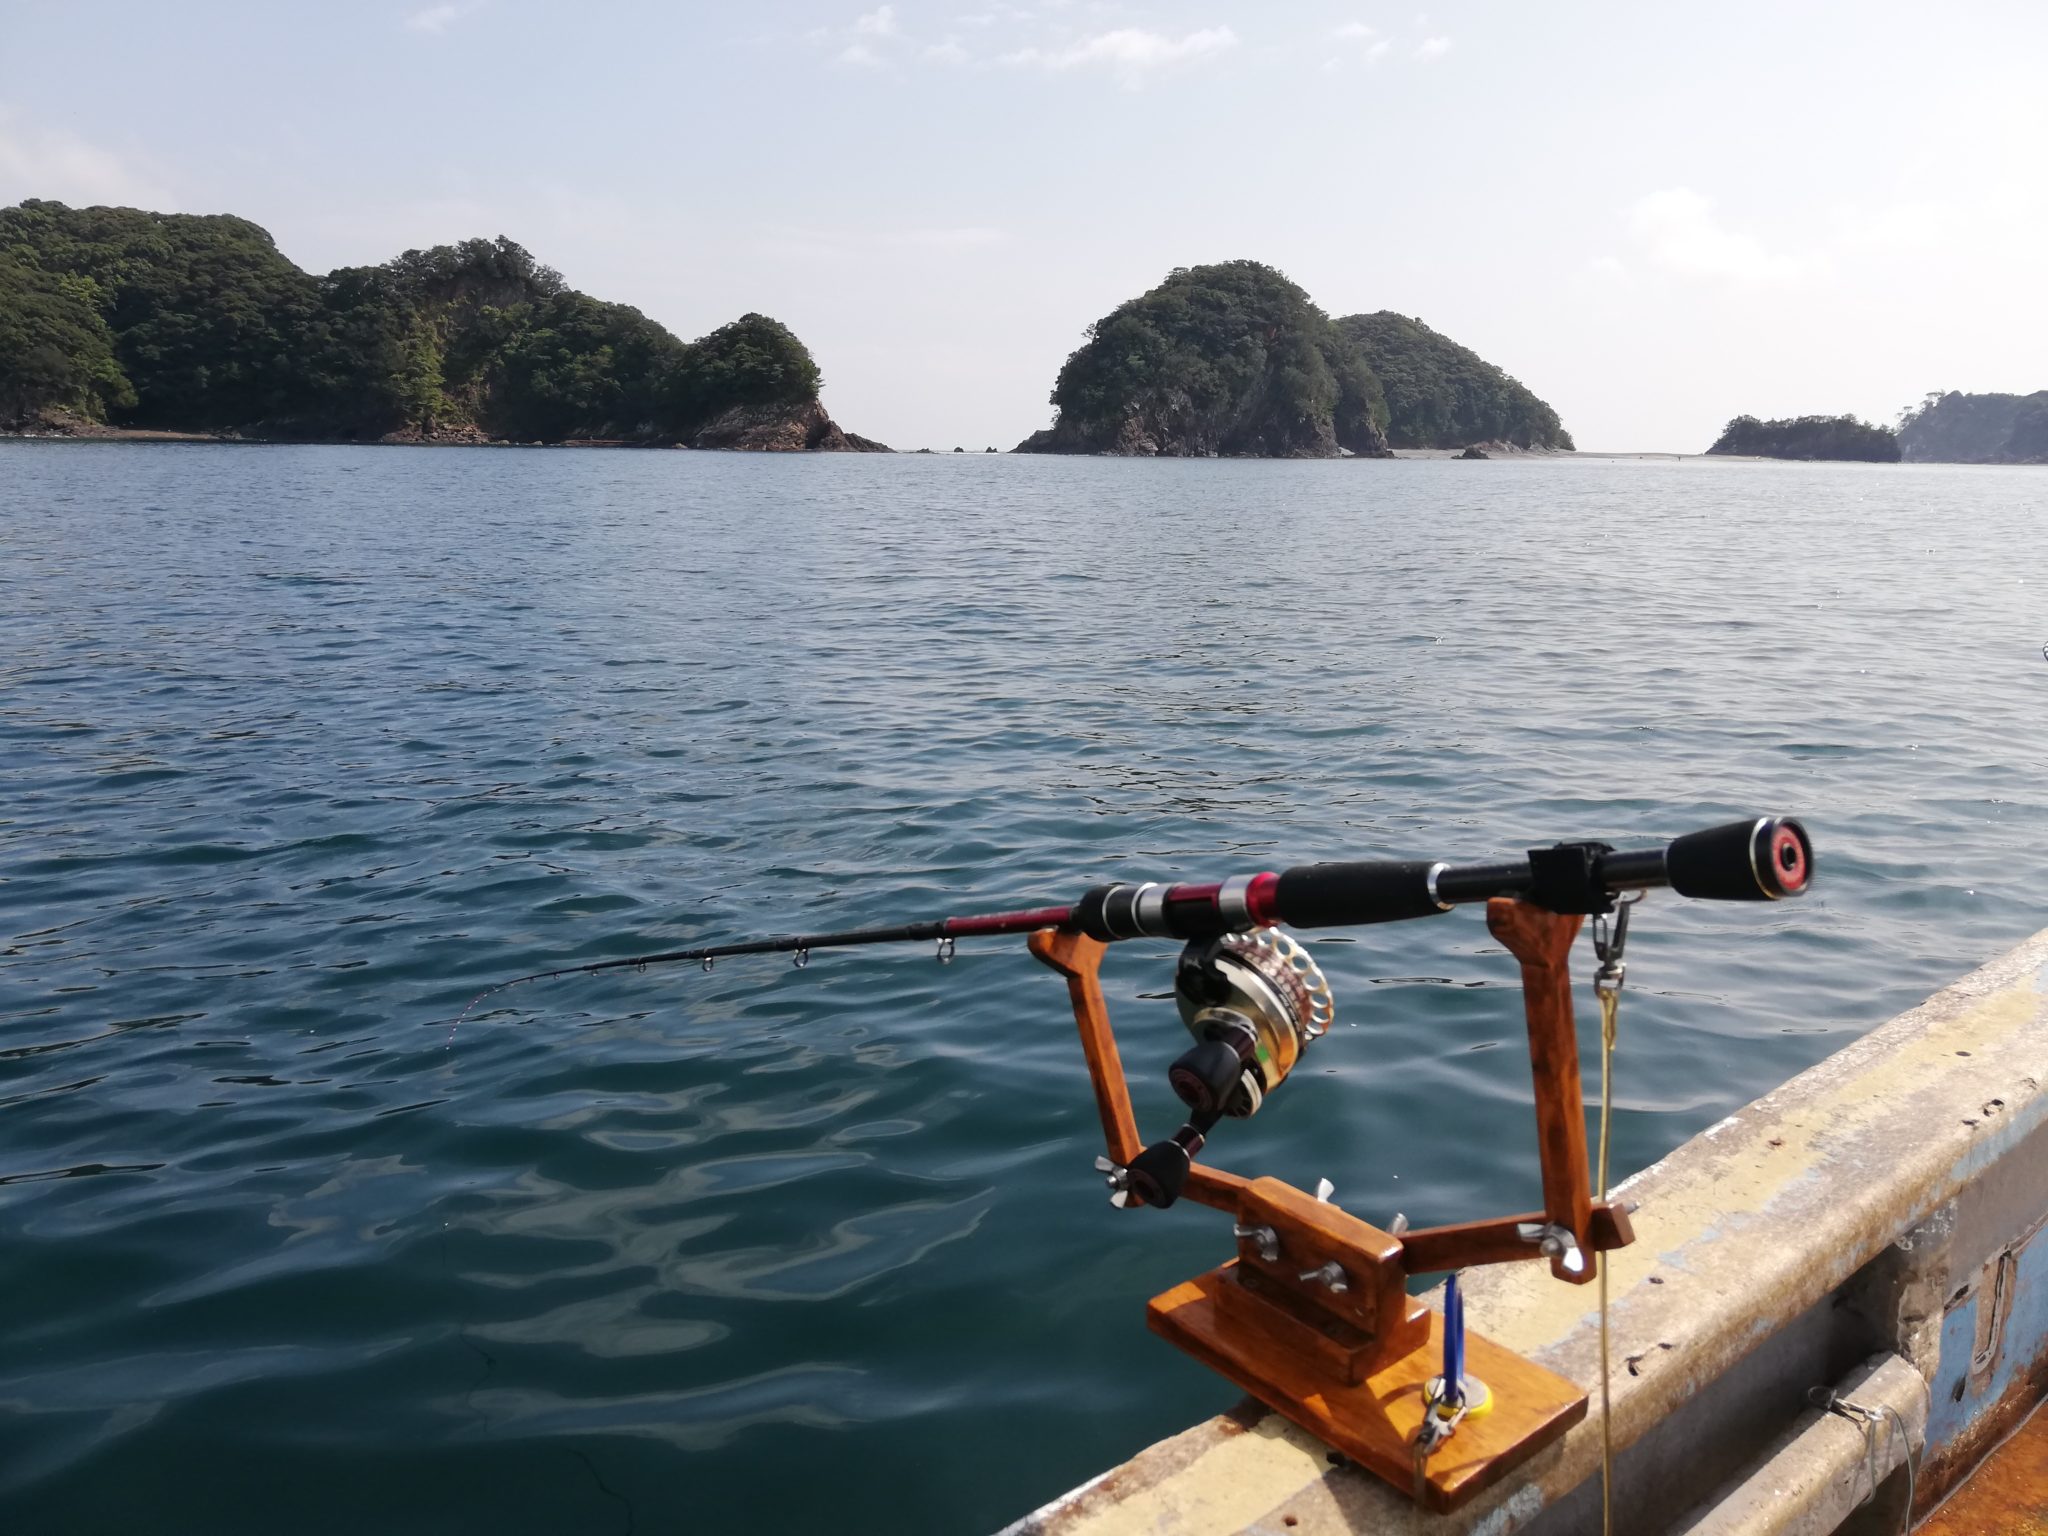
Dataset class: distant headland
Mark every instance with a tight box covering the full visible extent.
[1899,392,2048,465]
[0,200,887,450]
[1702,395,2048,464]
[1012,260,1573,458]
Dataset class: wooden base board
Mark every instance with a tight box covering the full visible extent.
[1148,1265,1587,1512]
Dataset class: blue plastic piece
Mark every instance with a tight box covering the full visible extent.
[1443,1272,1465,1402]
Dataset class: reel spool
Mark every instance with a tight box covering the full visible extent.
[1124,931,1335,1209]
[1170,930,1334,1118]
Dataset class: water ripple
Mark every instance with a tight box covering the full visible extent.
[3,446,2046,1533]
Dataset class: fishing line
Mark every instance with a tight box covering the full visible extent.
[1592,889,1639,1536]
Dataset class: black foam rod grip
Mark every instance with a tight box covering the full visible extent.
[1272,860,1450,928]
[1665,817,1812,901]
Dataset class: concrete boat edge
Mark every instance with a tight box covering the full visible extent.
[1000,927,2048,1535]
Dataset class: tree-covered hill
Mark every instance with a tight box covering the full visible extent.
[0,200,884,449]
[1015,261,1391,457]
[1897,391,2048,464]
[1331,312,1573,450]
[1706,414,1900,462]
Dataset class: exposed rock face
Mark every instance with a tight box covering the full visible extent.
[6,406,110,436]
[1014,261,1391,459]
[378,421,494,446]
[1898,391,2048,464]
[689,401,889,452]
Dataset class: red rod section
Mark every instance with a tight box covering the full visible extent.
[943,905,1074,938]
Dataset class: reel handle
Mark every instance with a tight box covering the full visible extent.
[1124,1110,1222,1209]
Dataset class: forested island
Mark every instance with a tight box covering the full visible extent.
[0,200,885,449]
[1898,392,2048,464]
[1014,261,1571,458]
[1706,414,1901,462]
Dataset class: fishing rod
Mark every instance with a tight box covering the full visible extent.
[460,812,1813,1511]
[480,814,1810,990]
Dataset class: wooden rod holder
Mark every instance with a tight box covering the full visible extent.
[1028,898,1632,1508]
[1487,897,1598,1284]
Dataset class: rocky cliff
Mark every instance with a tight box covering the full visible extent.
[691,401,890,452]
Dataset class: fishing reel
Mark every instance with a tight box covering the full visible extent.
[1116,930,1335,1210]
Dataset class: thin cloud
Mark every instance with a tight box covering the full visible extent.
[1413,34,1452,59]
[1004,26,1238,87]
[1628,188,1830,285]
[957,4,1033,24]
[1327,21,1390,68]
[0,109,174,208]
[835,41,885,67]
[854,5,898,36]
[403,1,485,34]
[922,38,972,64]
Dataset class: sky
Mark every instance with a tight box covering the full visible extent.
[2,0,2044,451]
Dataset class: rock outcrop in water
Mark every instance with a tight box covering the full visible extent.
[1897,391,2048,464]
[1706,414,1900,462]
[1331,312,1574,451]
[691,400,889,452]
[0,199,886,450]
[1014,262,1391,458]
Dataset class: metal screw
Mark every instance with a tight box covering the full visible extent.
[1095,1155,1133,1208]
[1515,1221,1587,1275]
[1233,1223,1280,1263]
[1297,1260,1350,1294]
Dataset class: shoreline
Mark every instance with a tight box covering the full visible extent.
[3,431,1692,458]
[4,431,2016,466]
[0,428,845,452]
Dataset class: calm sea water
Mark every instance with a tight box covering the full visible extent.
[2,443,2044,1533]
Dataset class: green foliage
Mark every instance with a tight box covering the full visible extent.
[664,313,823,435]
[0,200,827,444]
[483,292,683,440]
[0,198,321,427]
[298,264,444,436]
[1897,391,2048,465]
[0,257,134,422]
[1333,312,1573,450]
[1707,414,1900,462]
[1029,261,1389,457]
